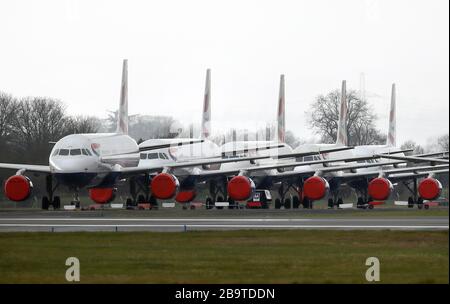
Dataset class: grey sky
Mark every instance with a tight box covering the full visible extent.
[0,0,448,145]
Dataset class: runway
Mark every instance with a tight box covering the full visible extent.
[0,216,447,232]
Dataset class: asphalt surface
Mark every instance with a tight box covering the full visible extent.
[0,210,447,232]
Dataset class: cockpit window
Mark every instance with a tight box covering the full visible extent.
[59,149,69,156]
[159,153,169,159]
[303,156,314,162]
[148,153,158,159]
[140,153,147,160]
[82,149,92,156]
[70,149,81,156]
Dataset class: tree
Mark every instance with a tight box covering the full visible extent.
[8,97,71,163]
[400,140,425,155]
[285,130,303,149]
[0,92,17,161]
[65,115,102,134]
[437,134,449,151]
[306,89,386,146]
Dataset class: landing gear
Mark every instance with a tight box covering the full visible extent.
[274,198,282,209]
[408,196,414,208]
[336,198,343,209]
[302,198,313,209]
[42,175,60,210]
[53,196,61,210]
[42,196,50,210]
[293,196,300,209]
[328,198,334,209]
[284,198,291,209]
[206,198,214,209]
[357,197,365,208]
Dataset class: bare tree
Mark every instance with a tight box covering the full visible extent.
[9,97,70,163]
[437,133,449,151]
[306,89,386,146]
[401,140,425,155]
[65,115,102,134]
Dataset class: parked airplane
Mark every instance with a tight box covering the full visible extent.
[133,72,352,208]
[0,61,294,209]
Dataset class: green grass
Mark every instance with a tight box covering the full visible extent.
[0,230,448,284]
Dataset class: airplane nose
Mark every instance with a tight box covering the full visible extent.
[50,157,98,173]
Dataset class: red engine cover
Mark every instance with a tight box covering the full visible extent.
[418,178,442,200]
[89,188,115,204]
[303,176,329,200]
[151,173,179,199]
[368,178,392,201]
[175,190,196,203]
[227,176,254,201]
[4,175,32,201]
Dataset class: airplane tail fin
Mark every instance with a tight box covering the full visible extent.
[201,68,211,139]
[116,59,128,135]
[335,80,348,146]
[277,74,285,143]
[387,83,396,147]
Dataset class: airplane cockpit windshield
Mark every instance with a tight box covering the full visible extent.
[140,152,170,160]
[52,148,93,157]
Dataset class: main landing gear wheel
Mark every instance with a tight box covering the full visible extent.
[408,196,414,208]
[42,196,50,210]
[357,197,364,208]
[205,198,214,210]
[53,196,61,210]
[275,198,282,209]
[417,197,424,209]
[337,198,343,209]
[293,196,300,209]
[284,198,291,209]
[328,198,334,209]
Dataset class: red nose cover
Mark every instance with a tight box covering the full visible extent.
[418,178,442,200]
[151,173,178,199]
[89,188,114,204]
[303,176,328,200]
[4,175,32,201]
[175,190,196,203]
[227,176,253,201]
[368,178,391,201]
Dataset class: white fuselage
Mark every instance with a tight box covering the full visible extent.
[138,138,220,176]
[219,141,293,176]
[49,133,139,188]
[292,143,405,176]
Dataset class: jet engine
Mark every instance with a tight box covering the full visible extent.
[227,176,255,201]
[418,177,442,200]
[175,190,196,203]
[4,175,33,201]
[150,173,180,200]
[89,187,116,204]
[368,177,393,201]
[303,176,329,200]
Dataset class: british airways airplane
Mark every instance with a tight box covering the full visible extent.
[0,61,285,209]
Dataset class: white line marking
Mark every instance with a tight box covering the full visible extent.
[0,218,447,222]
[0,224,447,229]
[0,218,313,222]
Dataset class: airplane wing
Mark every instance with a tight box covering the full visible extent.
[377,154,449,164]
[339,164,449,180]
[117,154,274,176]
[0,163,51,174]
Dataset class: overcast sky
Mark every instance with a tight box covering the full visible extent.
[0,0,448,145]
